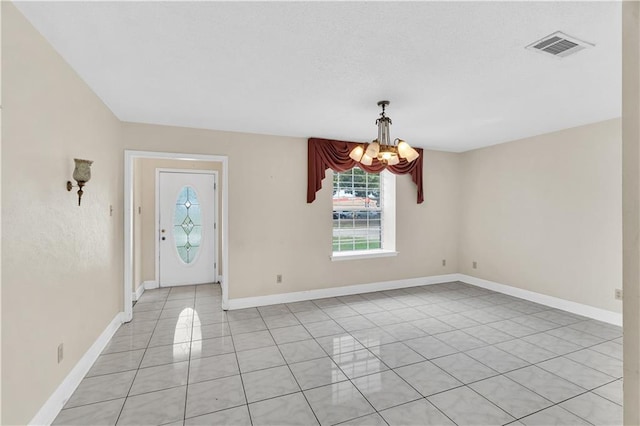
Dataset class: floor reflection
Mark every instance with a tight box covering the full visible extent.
[330,335,382,402]
[173,307,201,359]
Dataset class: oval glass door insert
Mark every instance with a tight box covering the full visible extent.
[173,186,202,264]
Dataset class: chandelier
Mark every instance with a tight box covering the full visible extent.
[349,100,420,166]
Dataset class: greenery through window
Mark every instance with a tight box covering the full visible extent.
[332,168,382,252]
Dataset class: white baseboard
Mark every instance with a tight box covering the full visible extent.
[457,274,622,326]
[227,272,621,326]
[227,274,460,310]
[132,283,145,301]
[29,312,126,426]
[143,280,158,290]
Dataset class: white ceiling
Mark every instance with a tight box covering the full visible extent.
[15,1,621,152]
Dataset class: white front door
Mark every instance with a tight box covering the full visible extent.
[158,171,216,287]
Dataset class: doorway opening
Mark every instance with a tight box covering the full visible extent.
[124,150,229,322]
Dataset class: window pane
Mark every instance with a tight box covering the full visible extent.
[332,168,382,252]
[173,185,202,263]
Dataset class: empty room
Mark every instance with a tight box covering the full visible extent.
[3,1,640,425]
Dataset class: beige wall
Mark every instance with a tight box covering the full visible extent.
[134,158,223,291]
[1,3,123,424]
[0,2,4,422]
[459,118,622,314]
[622,1,640,423]
[122,123,460,299]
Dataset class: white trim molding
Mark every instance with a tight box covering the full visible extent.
[124,150,230,322]
[227,274,460,310]
[28,312,126,426]
[132,283,145,302]
[143,280,159,291]
[457,274,622,326]
[331,250,398,262]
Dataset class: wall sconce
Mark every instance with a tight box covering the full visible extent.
[66,158,93,206]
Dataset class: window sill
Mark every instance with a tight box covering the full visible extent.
[330,249,398,262]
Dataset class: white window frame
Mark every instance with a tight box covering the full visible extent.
[331,170,397,261]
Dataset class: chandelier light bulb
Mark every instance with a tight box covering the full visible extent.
[397,139,420,162]
[365,140,380,158]
[387,155,400,166]
[348,101,420,168]
[360,153,374,166]
[349,145,365,162]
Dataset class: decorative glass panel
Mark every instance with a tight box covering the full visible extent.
[173,186,202,263]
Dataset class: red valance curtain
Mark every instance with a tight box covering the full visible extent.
[307,137,424,204]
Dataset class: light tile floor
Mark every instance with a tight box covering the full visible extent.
[53,282,623,425]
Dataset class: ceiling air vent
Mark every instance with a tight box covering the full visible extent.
[526,31,594,58]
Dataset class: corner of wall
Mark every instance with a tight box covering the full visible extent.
[456,119,622,314]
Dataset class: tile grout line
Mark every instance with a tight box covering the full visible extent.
[303,291,494,425]
[305,288,619,425]
[296,302,389,425]
[255,306,323,426]
[226,323,254,426]
[56,282,621,425]
[360,289,559,424]
[181,292,197,425]
[269,287,620,425]
[336,292,514,424]
[113,287,172,425]
[286,284,607,421]
[302,297,463,424]
[254,303,372,419]
[408,329,621,424]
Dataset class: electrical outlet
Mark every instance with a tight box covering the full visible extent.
[57,343,64,364]
[276,274,282,284]
[472,261,477,269]
[615,288,623,300]
[442,259,446,266]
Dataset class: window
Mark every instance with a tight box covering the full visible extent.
[332,168,396,259]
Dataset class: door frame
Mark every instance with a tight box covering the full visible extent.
[124,150,230,322]
[155,168,218,287]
